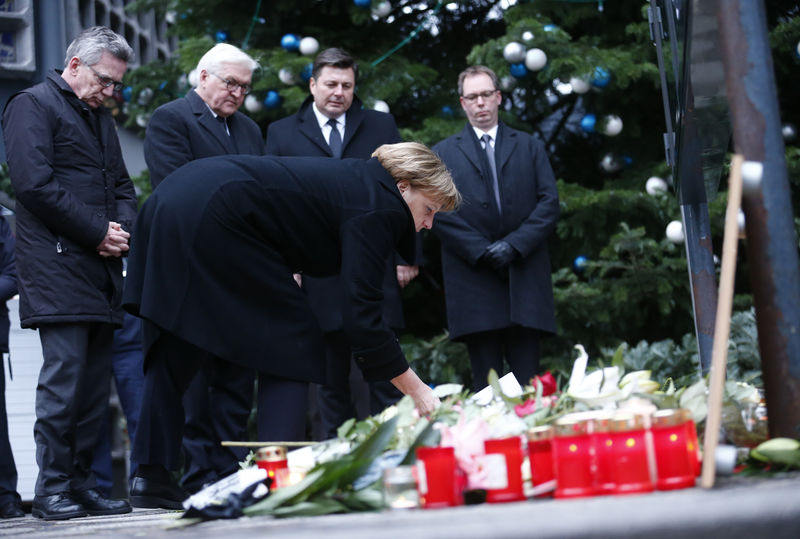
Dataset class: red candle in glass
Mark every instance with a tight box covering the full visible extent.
[591,412,616,495]
[686,418,701,477]
[484,436,526,503]
[256,445,288,488]
[553,414,595,498]
[609,413,654,495]
[415,446,463,508]
[527,425,555,497]
[651,409,696,490]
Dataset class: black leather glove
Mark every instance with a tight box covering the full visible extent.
[482,240,518,270]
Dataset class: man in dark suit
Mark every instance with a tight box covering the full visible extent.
[134,43,264,505]
[432,65,560,392]
[265,48,412,440]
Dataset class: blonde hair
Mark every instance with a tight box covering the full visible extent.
[372,142,461,212]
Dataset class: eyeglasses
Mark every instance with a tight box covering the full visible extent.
[462,90,498,102]
[208,72,252,95]
[82,60,124,93]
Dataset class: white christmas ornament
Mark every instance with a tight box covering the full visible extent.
[524,48,547,71]
[373,100,390,113]
[603,115,623,136]
[741,160,763,194]
[373,1,392,18]
[782,123,797,140]
[503,42,526,64]
[299,36,319,56]
[500,75,516,91]
[244,94,263,113]
[165,11,176,24]
[666,220,684,244]
[522,31,534,42]
[278,68,297,85]
[188,69,199,87]
[135,113,149,128]
[646,176,669,195]
[569,76,590,94]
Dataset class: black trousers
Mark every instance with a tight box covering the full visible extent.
[463,326,540,392]
[134,330,308,471]
[317,330,402,440]
[34,322,115,496]
[0,353,21,505]
[181,359,253,491]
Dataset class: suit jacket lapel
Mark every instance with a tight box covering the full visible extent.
[455,124,485,176]
[341,106,365,155]
[495,122,517,172]
[188,90,236,153]
[297,103,334,156]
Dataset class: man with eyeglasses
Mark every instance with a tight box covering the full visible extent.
[1,26,136,520]
[432,65,560,392]
[131,43,263,509]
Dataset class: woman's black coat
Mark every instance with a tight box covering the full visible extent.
[122,155,416,384]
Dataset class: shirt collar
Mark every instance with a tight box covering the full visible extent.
[312,102,346,130]
[471,124,498,142]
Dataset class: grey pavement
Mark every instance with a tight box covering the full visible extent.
[1,471,799,538]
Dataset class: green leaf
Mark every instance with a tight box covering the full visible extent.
[399,419,439,465]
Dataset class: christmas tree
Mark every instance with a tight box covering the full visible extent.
[117,0,799,385]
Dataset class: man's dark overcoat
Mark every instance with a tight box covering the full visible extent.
[432,122,560,340]
[265,96,405,331]
[144,89,264,187]
[1,71,137,328]
[122,155,416,384]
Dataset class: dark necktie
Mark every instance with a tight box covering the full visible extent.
[482,133,502,212]
[216,114,229,136]
[327,118,342,158]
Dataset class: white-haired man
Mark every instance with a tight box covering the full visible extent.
[132,43,264,508]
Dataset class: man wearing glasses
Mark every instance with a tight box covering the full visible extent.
[2,26,137,520]
[432,65,560,392]
[133,43,263,509]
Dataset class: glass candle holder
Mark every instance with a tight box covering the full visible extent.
[256,445,288,488]
[553,414,595,498]
[590,412,616,495]
[609,413,654,495]
[527,425,555,497]
[383,465,419,510]
[686,418,701,477]
[651,409,696,490]
[415,446,463,508]
[484,436,526,503]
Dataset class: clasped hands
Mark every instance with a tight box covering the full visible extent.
[97,221,130,257]
[478,240,517,270]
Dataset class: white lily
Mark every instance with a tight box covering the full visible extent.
[566,344,634,407]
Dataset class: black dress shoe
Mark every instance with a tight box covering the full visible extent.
[72,488,132,515]
[32,493,87,521]
[129,476,188,510]
[0,500,25,519]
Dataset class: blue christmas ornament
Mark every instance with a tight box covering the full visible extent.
[122,86,133,102]
[543,24,557,32]
[158,80,167,91]
[622,155,633,166]
[509,63,528,78]
[441,105,453,118]
[580,114,596,133]
[591,66,611,88]
[354,0,371,7]
[215,30,228,43]
[263,90,282,109]
[300,63,313,82]
[573,255,589,274]
[280,33,300,51]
